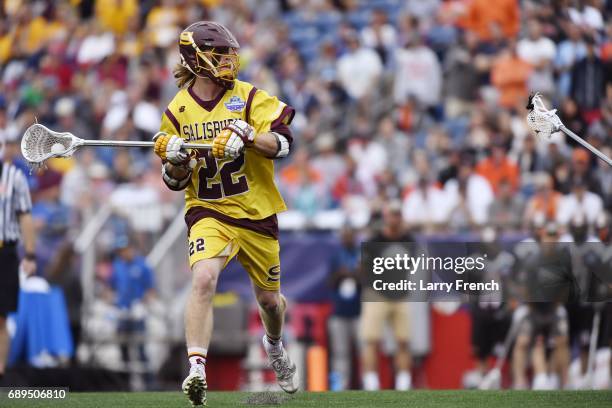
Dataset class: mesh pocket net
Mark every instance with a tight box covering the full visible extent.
[525,93,560,139]
[526,109,555,139]
[21,124,75,165]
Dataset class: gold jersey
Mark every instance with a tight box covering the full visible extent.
[159,80,294,221]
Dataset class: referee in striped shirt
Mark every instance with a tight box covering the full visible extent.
[0,133,36,380]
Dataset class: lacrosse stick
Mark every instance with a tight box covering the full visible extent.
[586,303,603,388]
[478,305,529,390]
[21,123,211,169]
[526,93,612,167]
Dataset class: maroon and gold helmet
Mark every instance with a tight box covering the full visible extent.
[179,21,240,89]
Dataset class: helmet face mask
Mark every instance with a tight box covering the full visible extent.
[179,22,240,89]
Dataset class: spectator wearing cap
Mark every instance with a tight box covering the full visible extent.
[523,172,562,228]
[476,142,520,194]
[556,176,604,226]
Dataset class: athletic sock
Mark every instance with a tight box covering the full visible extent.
[264,334,283,354]
[187,347,207,367]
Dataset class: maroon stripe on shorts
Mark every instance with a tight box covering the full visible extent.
[185,206,279,240]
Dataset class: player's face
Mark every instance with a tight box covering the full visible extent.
[200,47,239,82]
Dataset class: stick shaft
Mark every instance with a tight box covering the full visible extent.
[494,313,526,370]
[587,308,601,385]
[560,126,612,167]
[80,140,210,150]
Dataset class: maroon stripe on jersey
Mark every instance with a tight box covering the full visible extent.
[270,106,296,144]
[245,86,258,125]
[164,108,180,134]
[188,84,226,112]
[271,105,295,129]
[185,206,279,240]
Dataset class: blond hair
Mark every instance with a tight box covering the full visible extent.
[173,63,195,88]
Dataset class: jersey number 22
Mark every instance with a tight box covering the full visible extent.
[197,155,248,199]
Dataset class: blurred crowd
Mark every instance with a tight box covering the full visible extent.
[0,0,611,392]
[0,0,610,240]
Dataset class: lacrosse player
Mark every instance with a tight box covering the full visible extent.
[152,21,296,406]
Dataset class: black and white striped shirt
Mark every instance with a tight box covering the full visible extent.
[0,161,32,243]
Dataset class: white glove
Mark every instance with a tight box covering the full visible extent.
[153,132,189,165]
[212,120,255,159]
[226,119,256,144]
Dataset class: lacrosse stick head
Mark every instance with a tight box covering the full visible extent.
[526,93,563,139]
[21,124,82,169]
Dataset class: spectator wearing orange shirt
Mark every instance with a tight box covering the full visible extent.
[465,0,520,42]
[523,172,562,228]
[279,148,322,187]
[476,142,520,194]
[491,42,532,109]
[279,148,327,216]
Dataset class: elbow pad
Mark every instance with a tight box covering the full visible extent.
[272,132,290,158]
[162,162,191,191]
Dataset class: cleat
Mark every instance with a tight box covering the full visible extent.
[263,336,299,394]
[182,364,207,406]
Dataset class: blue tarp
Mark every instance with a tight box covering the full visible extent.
[8,286,74,367]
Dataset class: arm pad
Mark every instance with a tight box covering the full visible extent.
[272,132,290,159]
[162,162,191,191]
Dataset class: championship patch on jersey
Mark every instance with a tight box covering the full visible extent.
[224,96,246,112]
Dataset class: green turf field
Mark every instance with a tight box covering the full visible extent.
[2,390,611,408]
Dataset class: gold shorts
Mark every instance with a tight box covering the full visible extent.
[188,217,281,291]
[360,302,411,343]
